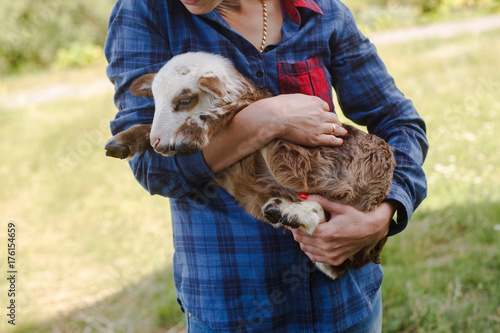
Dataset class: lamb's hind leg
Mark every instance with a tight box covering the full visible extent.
[260,140,326,234]
[263,198,325,234]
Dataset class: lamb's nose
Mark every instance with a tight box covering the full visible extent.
[151,137,161,150]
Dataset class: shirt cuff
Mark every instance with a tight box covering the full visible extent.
[385,184,414,237]
[175,150,217,185]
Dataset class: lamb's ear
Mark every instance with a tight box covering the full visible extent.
[198,75,226,98]
[130,74,156,97]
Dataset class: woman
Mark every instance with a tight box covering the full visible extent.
[105,0,428,332]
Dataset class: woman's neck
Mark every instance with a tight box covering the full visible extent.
[217,0,282,52]
[217,0,241,12]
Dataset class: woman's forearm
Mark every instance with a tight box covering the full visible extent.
[203,94,347,173]
[202,99,280,173]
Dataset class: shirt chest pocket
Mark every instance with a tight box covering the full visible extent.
[278,56,334,111]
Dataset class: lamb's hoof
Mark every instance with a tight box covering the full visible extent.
[263,205,282,225]
[105,140,130,159]
[279,216,302,229]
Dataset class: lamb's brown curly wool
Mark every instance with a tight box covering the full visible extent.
[105,52,396,280]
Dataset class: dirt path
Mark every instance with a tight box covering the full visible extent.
[1,14,499,110]
[369,14,500,45]
[1,79,113,109]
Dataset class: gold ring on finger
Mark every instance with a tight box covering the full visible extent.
[331,123,336,135]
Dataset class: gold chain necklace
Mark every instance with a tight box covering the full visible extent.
[259,0,268,53]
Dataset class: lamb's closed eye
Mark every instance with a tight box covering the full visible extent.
[172,90,199,112]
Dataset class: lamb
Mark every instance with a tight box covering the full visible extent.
[105,52,396,280]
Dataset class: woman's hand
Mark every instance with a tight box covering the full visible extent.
[291,194,396,266]
[266,94,347,146]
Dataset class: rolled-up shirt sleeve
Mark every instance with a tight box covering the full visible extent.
[329,3,428,236]
[104,0,216,198]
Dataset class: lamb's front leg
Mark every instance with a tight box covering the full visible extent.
[105,124,152,159]
[263,198,325,234]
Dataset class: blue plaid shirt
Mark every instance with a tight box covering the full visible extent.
[105,0,428,331]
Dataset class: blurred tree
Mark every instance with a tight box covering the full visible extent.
[0,0,114,74]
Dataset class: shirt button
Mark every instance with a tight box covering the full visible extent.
[256,70,264,78]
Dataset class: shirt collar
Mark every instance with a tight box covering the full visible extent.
[283,0,324,25]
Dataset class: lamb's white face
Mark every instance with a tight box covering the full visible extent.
[129,52,245,156]
[150,68,213,153]
[146,53,234,155]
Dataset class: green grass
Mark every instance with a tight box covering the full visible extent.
[0,30,499,332]
[0,70,183,332]
[333,29,500,332]
[374,29,500,332]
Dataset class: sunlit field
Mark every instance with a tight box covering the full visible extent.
[374,29,500,332]
[0,29,499,332]
[0,67,183,331]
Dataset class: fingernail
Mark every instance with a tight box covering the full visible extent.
[298,192,308,200]
[345,130,348,134]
